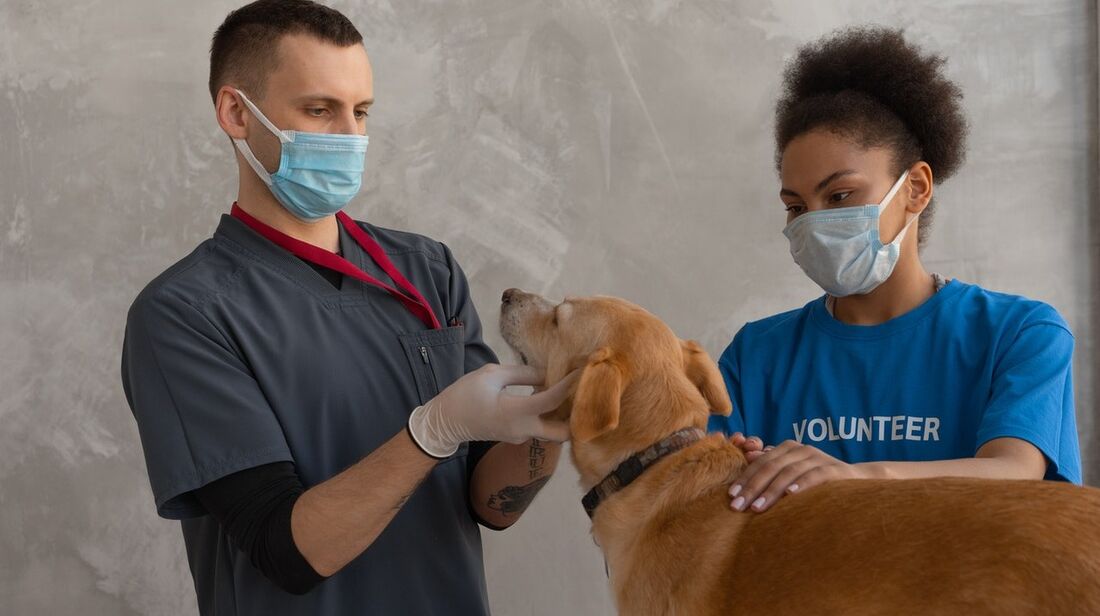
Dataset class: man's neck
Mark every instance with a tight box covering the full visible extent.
[236,179,341,253]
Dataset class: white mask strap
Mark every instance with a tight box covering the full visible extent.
[234,89,291,144]
[231,89,290,187]
[879,170,910,212]
[881,170,919,244]
[233,138,275,186]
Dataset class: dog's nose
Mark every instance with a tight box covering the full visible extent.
[502,288,520,304]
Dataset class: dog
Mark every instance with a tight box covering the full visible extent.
[499,289,1100,616]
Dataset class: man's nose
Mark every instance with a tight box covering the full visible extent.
[335,111,364,136]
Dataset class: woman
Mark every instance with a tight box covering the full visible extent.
[708,27,1082,514]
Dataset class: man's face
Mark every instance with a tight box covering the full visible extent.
[243,33,374,173]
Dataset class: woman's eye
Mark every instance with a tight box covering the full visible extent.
[784,204,805,215]
[828,191,852,204]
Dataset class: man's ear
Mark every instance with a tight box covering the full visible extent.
[680,340,732,416]
[215,86,249,140]
[571,347,628,443]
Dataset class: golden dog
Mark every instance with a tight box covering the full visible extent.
[499,289,1100,616]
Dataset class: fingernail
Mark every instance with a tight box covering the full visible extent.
[730,484,742,497]
[788,484,799,493]
[732,496,745,511]
[751,497,766,510]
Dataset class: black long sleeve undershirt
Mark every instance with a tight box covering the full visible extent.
[194,462,325,595]
[194,441,500,595]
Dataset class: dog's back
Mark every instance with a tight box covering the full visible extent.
[724,476,1100,615]
[602,438,1100,616]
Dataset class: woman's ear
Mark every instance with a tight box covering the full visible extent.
[906,161,934,214]
[570,347,629,443]
[680,340,732,416]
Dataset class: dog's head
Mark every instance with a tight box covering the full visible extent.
[499,289,732,485]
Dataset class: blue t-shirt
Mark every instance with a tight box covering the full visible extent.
[708,280,1082,484]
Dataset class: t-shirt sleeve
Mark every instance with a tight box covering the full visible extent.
[708,329,747,437]
[976,317,1082,484]
[121,293,293,519]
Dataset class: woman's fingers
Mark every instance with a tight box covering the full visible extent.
[750,457,824,512]
[789,465,848,495]
[728,432,765,453]
[729,441,810,511]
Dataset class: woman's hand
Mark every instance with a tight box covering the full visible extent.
[728,439,870,512]
[728,431,766,460]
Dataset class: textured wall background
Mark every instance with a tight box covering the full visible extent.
[1,1,1096,614]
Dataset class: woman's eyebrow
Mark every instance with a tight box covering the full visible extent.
[780,169,858,198]
[812,169,858,193]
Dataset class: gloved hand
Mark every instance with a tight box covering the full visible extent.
[406,364,578,459]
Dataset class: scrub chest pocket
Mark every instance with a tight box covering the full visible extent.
[399,325,469,459]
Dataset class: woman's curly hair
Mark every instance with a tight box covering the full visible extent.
[775,27,968,245]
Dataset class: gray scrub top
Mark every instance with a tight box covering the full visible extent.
[121,213,497,615]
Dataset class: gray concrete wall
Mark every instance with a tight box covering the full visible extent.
[1,1,1095,614]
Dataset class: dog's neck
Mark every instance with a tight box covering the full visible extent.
[581,427,706,518]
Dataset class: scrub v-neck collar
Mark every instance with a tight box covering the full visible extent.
[215,212,371,299]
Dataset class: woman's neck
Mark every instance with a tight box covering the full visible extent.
[832,241,935,326]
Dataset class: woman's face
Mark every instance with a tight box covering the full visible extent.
[779,129,911,244]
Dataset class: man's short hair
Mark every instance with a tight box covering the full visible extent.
[209,0,363,104]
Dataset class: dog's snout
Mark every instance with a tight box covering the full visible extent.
[502,288,520,304]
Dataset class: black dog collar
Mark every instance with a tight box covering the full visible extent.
[581,427,706,519]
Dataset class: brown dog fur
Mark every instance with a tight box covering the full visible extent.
[500,290,1100,615]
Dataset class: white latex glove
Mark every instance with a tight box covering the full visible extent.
[406,364,578,459]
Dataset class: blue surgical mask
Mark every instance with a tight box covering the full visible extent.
[782,171,914,297]
[232,90,369,221]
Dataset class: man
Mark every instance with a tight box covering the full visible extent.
[120,2,574,614]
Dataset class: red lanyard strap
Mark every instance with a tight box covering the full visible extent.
[231,204,442,330]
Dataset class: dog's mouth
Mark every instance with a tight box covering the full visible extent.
[518,351,529,366]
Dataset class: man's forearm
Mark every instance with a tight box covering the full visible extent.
[290,429,437,577]
[470,439,563,528]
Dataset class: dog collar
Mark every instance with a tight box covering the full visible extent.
[581,427,706,519]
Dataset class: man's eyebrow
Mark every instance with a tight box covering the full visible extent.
[292,94,374,106]
[780,170,858,198]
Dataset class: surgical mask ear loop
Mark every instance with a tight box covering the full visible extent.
[231,89,291,186]
[878,170,918,245]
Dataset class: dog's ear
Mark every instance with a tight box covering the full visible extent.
[680,340,732,416]
[570,347,628,443]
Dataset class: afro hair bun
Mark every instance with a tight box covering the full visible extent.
[775,26,968,182]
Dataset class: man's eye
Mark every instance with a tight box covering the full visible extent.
[307,108,326,116]
[354,110,369,120]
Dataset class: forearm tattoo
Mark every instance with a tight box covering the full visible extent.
[485,439,552,517]
[487,476,550,517]
[528,438,547,479]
